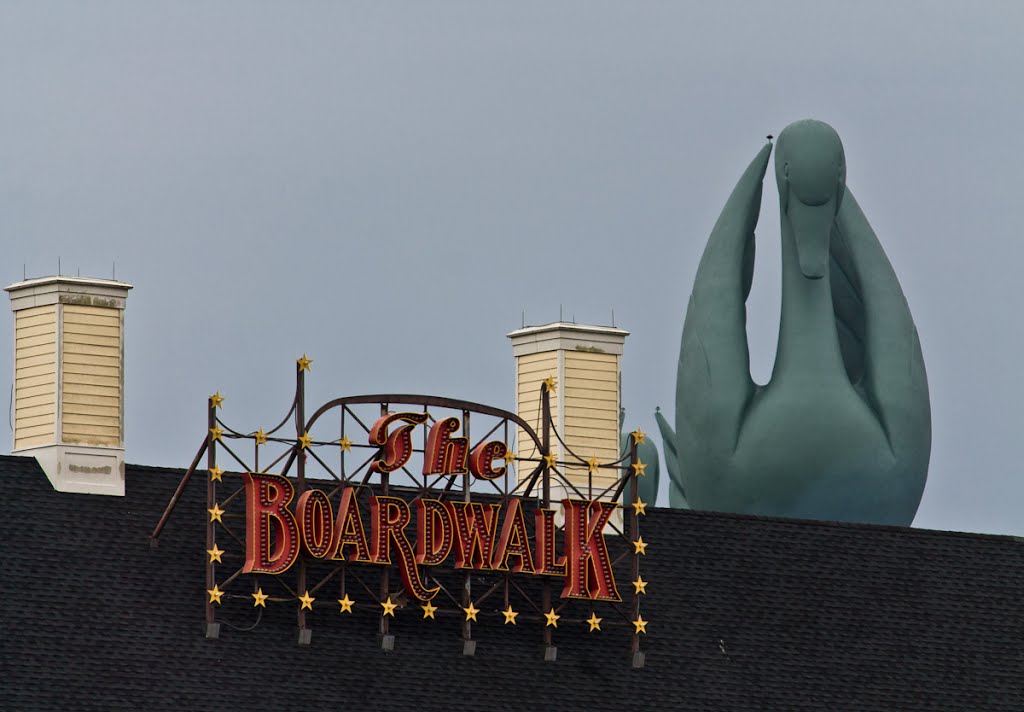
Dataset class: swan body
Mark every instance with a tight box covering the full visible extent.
[665,119,930,525]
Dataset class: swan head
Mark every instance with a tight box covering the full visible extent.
[775,119,846,279]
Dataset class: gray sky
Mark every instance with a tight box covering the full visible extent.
[3,1,1022,535]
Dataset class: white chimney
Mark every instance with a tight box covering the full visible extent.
[6,276,132,495]
[507,322,628,507]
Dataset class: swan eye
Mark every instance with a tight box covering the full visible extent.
[784,162,790,178]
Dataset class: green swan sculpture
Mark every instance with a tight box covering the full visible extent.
[658,119,930,525]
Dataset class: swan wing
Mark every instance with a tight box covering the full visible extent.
[654,409,686,507]
[832,189,931,474]
[676,143,771,465]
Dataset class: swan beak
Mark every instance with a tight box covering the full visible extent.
[787,197,835,279]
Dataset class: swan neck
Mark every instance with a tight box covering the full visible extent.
[773,221,847,386]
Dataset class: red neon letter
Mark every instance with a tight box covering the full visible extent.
[330,487,371,562]
[423,417,469,476]
[534,508,567,577]
[560,499,620,601]
[491,498,536,573]
[242,472,299,575]
[370,496,439,601]
[415,499,454,566]
[468,440,508,481]
[296,489,335,558]
[447,501,503,570]
[369,412,428,474]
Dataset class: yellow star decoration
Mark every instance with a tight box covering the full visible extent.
[210,426,224,443]
[502,606,519,625]
[544,608,560,628]
[463,602,480,622]
[254,428,267,445]
[210,392,225,409]
[632,459,647,476]
[633,576,649,595]
[633,536,648,555]
[632,427,647,444]
[544,453,558,468]
[337,594,354,614]
[252,588,268,608]
[543,375,558,393]
[208,466,224,482]
[586,612,603,632]
[338,436,352,452]
[297,354,313,372]
[503,450,517,464]
[206,544,224,563]
[633,615,649,635]
[380,596,398,617]
[632,498,648,516]
[207,585,224,604]
[299,591,315,610]
[298,432,313,449]
[207,503,225,523]
[586,455,600,474]
[421,601,437,619]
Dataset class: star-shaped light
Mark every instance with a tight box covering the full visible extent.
[207,503,225,523]
[252,588,268,607]
[544,608,560,628]
[632,427,647,444]
[586,612,603,632]
[338,594,354,614]
[338,436,352,452]
[633,536,648,555]
[542,375,558,393]
[502,606,519,625]
[207,585,224,604]
[544,453,558,468]
[633,615,649,635]
[421,601,437,619]
[633,576,648,595]
[380,596,398,617]
[210,392,225,409]
[208,466,224,482]
[586,455,600,474]
[463,602,479,622]
[210,426,224,443]
[254,428,267,445]
[632,459,647,476]
[503,450,517,464]
[632,498,647,516]
[297,354,313,372]
[298,432,313,449]
[299,591,315,610]
[206,544,224,563]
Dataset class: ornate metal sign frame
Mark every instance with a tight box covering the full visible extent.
[152,357,650,666]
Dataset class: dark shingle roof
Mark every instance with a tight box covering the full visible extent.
[1,454,1021,710]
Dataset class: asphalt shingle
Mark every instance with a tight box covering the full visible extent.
[1,454,1021,710]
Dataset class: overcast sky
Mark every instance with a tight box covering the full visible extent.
[2,1,1022,535]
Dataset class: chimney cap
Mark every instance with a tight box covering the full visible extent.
[506,321,629,340]
[5,275,133,293]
